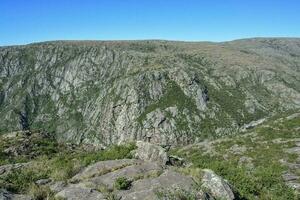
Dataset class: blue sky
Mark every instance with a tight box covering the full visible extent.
[1,0,300,46]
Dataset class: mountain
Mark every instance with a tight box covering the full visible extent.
[0,38,299,146]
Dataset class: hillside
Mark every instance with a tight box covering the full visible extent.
[0,110,299,199]
[0,38,300,146]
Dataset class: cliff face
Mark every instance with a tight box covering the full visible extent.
[0,38,299,146]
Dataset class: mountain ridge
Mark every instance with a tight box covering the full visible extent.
[2,37,300,48]
[0,38,299,146]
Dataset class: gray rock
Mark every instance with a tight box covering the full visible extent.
[0,189,32,200]
[35,179,51,185]
[286,182,300,191]
[286,146,300,154]
[89,161,163,189]
[0,189,11,200]
[282,172,299,182]
[238,156,254,169]
[201,169,235,200]
[241,118,266,131]
[134,141,169,165]
[49,181,67,193]
[71,159,140,183]
[168,155,185,166]
[55,185,105,200]
[118,170,195,200]
[0,163,29,177]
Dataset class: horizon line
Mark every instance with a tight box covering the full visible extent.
[1,36,300,48]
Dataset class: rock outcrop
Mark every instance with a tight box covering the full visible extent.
[133,141,169,165]
[49,142,235,200]
[201,169,235,200]
[53,159,235,200]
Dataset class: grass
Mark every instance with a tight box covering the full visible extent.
[0,132,136,194]
[155,188,199,200]
[171,111,300,200]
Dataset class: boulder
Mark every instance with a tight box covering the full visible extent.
[117,170,196,200]
[89,161,163,189]
[168,155,185,166]
[49,181,67,193]
[35,179,51,185]
[201,169,235,200]
[134,141,169,165]
[55,185,105,200]
[70,159,140,183]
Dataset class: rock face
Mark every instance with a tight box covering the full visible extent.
[134,141,169,165]
[201,169,235,200]
[0,39,300,146]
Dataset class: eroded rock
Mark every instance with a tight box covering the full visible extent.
[201,169,235,200]
[117,170,195,200]
[71,159,140,183]
[88,161,163,190]
[55,185,105,200]
[134,141,169,165]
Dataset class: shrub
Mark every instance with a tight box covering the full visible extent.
[28,184,54,200]
[1,168,48,193]
[114,177,132,190]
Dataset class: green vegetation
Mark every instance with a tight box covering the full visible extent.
[137,80,197,124]
[155,188,198,200]
[114,177,132,190]
[0,132,136,194]
[171,112,300,200]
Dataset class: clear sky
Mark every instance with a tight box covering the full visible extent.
[1,0,300,46]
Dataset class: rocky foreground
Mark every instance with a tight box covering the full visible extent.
[0,139,235,200]
[0,111,299,199]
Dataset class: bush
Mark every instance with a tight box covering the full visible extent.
[1,168,48,193]
[114,177,132,190]
[28,184,54,200]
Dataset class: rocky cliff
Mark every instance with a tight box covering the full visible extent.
[0,38,299,146]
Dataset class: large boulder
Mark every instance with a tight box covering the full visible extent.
[134,141,169,165]
[201,169,235,200]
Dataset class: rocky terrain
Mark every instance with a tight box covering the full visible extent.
[0,38,299,146]
[0,131,236,200]
[0,111,299,199]
[0,38,300,199]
